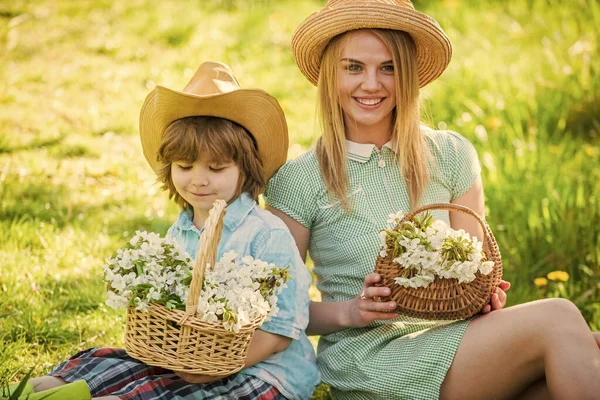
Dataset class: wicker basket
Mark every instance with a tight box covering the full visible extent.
[124,200,265,375]
[374,203,503,320]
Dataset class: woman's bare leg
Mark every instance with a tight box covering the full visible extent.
[440,298,600,400]
[515,380,550,400]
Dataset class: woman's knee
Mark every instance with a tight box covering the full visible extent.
[535,298,582,321]
[531,298,588,336]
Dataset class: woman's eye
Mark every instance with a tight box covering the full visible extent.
[345,64,362,73]
[177,164,192,171]
[209,165,226,172]
[382,65,394,73]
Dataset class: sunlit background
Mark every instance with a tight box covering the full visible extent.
[1,0,598,396]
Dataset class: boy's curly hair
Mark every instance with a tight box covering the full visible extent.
[156,116,265,209]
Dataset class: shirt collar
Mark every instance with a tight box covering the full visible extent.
[222,192,255,231]
[173,192,255,233]
[346,140,395,163]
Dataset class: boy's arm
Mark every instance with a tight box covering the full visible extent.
[176,330,291,384]
[244,329,292,367]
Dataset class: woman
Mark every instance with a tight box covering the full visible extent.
[264,0,600,399]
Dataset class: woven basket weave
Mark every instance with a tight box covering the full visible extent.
[374,203,503,320]
[124,200,265,374]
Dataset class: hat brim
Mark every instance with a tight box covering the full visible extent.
[139,86,288,183]
[292,3,452,87]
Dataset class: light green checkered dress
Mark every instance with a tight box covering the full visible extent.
[264,129,482,400]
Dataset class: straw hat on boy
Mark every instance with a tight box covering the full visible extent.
[292,0,452,88]
[139,61,288,182]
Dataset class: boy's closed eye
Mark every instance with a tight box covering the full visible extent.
[208,162,235,172]
[175,163,193,171]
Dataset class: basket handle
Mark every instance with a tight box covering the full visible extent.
[185,199,227,315]
[399,203,494,245]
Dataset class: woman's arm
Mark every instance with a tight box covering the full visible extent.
[449,176,485,240]
[450,176,510,312]
[267,206,398,336]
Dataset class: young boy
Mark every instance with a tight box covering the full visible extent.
[22,61,319,400]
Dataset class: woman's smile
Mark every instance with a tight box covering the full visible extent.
[354,97,386,107]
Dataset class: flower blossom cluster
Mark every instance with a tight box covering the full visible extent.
[379,211,495,289]
[197,250,290,333]
[103,232,290,333]
[104,231,192,312]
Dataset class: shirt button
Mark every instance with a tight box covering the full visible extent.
[378,159,386,168]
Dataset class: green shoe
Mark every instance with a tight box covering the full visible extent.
[20,380,91,400]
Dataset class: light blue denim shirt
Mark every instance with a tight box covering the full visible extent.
[167,192,320,400]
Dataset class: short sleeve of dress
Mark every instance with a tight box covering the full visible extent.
[429,130,482,199]
[264,154,318,229]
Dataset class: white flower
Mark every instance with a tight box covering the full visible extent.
[103,231,193,311]
[135,299,150,312]
[378,230,388,246]
[194,252,289,331]
[479,260,495,275]
[104,231,289,332]
[241,255,255,265]
[221,250,238,264]
[106,291,129,309]
[386,210,406,226]
[394,274,435,288]
[381,211,495,288]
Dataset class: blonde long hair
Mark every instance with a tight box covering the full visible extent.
[315,28,429,210]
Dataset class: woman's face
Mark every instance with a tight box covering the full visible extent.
[337,30,396,138]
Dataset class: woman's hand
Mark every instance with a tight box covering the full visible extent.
[175,371,225,384]
[342,273,399,328]
[480,280,511,313]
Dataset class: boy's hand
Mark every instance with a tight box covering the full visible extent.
[480,280,511,314]
[175,371,226,384]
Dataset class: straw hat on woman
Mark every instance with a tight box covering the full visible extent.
[265,1,600,399]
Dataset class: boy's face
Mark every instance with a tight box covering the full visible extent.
[171,156,240,227]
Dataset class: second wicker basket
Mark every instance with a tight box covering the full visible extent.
[374,203,503,320]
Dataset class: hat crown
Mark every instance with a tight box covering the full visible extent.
[182,61,241,97]
[326,0,415,9]
[292,0,450,87]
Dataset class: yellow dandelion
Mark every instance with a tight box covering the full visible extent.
[443,0,459,8]
[533,277,548,287]
[549,145,561,155]
[583,145,597,157]
[547,271,569,282]
[487,116,502,129]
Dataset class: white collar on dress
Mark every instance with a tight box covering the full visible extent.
[346,140,396,163]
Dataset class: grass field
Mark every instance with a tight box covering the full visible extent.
[1,0,599,397]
